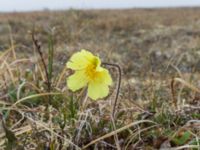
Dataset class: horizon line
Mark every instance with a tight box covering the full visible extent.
[1,5,200,13]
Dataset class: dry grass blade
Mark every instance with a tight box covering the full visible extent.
[24,114,81,150]
[164,145,200,150]
[3,60,16,85]
[10,58,30,66]
[0,125,33,146]
[171,77,200,108]
[125,125,158,149]
[82,120,156,149]
[0,100,11,105]
[173,78,200,93]
[23,82,43,93]
[8,25,17,60]
[37,63,46,81]
[110,115,121,150]
[0,45,18,61]
[12,92,63,106]
[55,65,67,88]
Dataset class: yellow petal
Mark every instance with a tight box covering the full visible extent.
[67,49,97,70]
[94,68,112,85]
[100,68,112,85]
[67,70,88,91]
[88,81,109,100]
[87,68,112,100]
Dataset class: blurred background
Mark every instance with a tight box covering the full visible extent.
[1,0,200,12]
[0,0,200,76]
[0,0,200,79]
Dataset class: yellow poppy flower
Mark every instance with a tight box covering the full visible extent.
[66,49,112,100]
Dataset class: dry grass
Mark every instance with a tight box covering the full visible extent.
[0,8,200,149]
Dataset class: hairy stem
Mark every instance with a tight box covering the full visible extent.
[102,62,122,118]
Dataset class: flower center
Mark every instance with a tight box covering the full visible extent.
[85,57,99,80]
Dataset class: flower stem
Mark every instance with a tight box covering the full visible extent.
[31,31,51,110]
[102,62,122,118]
